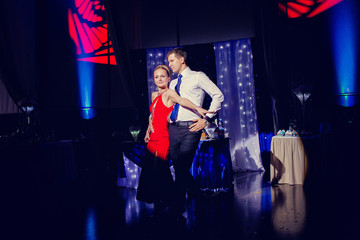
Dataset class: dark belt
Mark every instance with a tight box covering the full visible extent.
[170,121,194,127]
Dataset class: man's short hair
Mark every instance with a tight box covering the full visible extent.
[167,48,187,62]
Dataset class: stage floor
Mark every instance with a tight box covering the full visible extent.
[3,164,360,240]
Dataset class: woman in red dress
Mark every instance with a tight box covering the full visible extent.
[136,65,209,216]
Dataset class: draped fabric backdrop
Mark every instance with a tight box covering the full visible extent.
[214,39,264,172]
[0,77,18,114]
[0,0,38,109]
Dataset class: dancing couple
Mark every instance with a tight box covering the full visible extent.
[136,48,224,221]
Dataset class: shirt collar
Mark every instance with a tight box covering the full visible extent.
[179,67,190,78]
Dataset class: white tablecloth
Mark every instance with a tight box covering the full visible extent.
[270,136,307,185]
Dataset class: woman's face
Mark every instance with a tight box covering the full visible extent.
[154,68,170,89]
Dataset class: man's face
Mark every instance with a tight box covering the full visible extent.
[168,53,183,74]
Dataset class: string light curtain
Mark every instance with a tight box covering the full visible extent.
[214,39,264,172]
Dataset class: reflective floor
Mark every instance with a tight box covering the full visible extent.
[4,165,360,240]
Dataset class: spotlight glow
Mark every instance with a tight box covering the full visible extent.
[85,207,97,240]
[81,107,96,119]
[330,0,358,107]
[78,61,95,119]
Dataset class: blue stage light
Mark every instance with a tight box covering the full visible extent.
[80,107,96,120]
[330,0,358,107]
[85,207,97,240]
[78,61,95,119]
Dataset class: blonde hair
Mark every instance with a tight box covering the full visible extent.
[154,65,171,77]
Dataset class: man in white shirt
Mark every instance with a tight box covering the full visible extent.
[167,48,224,219]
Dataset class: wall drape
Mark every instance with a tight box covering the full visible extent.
[0,76,18,114]
[0,0,38,106]
[214,39,264,172]
[104,0,136,109]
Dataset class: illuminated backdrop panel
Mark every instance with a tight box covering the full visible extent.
[68,0,116,65]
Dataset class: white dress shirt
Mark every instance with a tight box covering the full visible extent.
[169,67,224,122]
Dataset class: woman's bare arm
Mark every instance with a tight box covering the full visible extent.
[167,89,213,118]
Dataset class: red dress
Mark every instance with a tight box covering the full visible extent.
[147,93,174,160]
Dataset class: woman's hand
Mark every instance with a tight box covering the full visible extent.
[168,89,215,119]
[144,131,150,143]
[196,107,214,118]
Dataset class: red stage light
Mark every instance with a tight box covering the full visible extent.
[278,0,343,18]
[68,0,117,65]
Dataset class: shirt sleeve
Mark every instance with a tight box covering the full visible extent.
[198,72,224,118]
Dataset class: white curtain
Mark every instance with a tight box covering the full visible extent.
[214,39,264,172]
